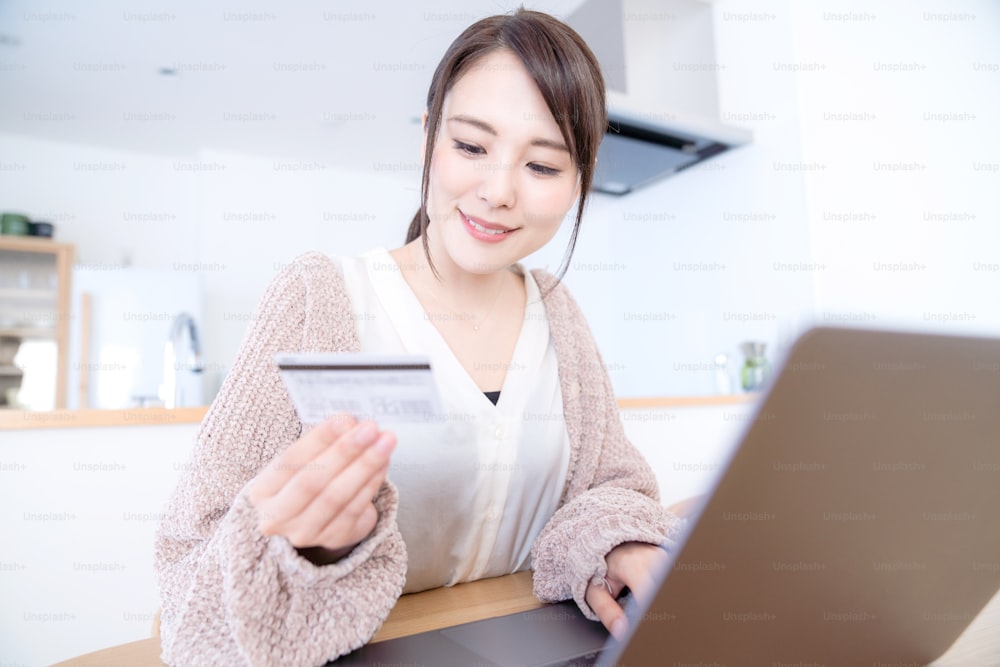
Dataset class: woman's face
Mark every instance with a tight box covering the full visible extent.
[423,48,581,276]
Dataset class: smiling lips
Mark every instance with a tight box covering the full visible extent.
[460,210,516,243]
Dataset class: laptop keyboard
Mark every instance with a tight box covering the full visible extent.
[552,650,601,666]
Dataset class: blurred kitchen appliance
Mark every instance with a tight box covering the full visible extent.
[69,267,203,409]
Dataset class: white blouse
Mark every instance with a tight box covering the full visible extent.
[334,247,571,594]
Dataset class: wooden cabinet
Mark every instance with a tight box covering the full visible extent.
[0,237,74,409]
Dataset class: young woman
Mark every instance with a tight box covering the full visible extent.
[155,9,686,666]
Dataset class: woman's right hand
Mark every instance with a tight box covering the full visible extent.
[247,414,397,561]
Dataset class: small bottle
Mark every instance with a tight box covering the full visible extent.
[740,342,771,392]
[714,353,732,395]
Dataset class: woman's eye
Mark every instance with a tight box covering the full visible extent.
[453,140,484,156]
[528,163,560,176]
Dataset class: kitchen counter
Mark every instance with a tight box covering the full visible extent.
[0,395,757,430]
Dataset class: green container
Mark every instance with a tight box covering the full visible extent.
[1,212,31,236]
[740,341,771,392]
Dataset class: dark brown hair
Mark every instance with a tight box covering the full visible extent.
[404,8,606,282]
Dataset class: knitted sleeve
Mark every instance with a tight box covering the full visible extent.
[528,272,688,621]
[154,253,407,667]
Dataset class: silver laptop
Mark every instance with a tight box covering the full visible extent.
[332,326,1000,666]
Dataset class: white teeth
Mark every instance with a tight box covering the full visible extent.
[467,216,509,235]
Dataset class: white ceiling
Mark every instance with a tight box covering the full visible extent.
[0,0,589,168]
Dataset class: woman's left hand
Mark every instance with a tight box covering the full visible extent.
[584,541,669,640]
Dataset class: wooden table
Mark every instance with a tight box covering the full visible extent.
[50,571,542,666]
[49,571,1000,666]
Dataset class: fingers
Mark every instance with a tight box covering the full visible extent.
[605,543,667,597]
[284,433,395,546]
[262,422,383,523]
[611,547,668,609]
[250,414,357,501]
[612,562,658,610]
[313,466,387,549]
[590,543,670,641]
[246,411,398,553]
[586,581,628,640]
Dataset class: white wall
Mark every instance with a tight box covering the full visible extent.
[0,402,750,666]
[0,134,422,403]
[791,1,1000,335]
[0,134,200,270]
[3,1,999,407]
[182,0,820,400]
[0,0,819,401]
[622,403,751,508]
[0,422,201,667]
[191,148,418,397]
[0,135,216,411]
[525,0,820,397]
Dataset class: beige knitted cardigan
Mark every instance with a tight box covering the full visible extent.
[154,252,685,667]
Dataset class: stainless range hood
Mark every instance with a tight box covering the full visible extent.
[567,0,752,195]
[593,107,739,195]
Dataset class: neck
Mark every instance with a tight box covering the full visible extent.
[404,236,512,307]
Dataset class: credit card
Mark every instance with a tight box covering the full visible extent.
[275,352,445,425]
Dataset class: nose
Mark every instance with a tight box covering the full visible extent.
[477,159,516,209]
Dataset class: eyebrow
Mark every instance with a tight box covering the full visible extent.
[447,114,569,153]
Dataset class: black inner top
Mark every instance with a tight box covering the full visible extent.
[483,390,501,406]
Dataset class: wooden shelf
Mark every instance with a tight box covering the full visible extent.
[0,287,58,300]
[0,235,73,254]
[0,326,58,338]
[0,236,74,408]
[0,406,209,430]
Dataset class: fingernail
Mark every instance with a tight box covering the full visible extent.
[353,423,377,445]
[373,432,395,454]
[611,617,627,640]
[328,413,355,431]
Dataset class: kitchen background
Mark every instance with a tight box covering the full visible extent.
[1,0,998,664]
[2,0,995,411]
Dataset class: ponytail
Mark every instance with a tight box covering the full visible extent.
[404,209,423,244]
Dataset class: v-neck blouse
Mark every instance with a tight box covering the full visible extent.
[335,247,571,594]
